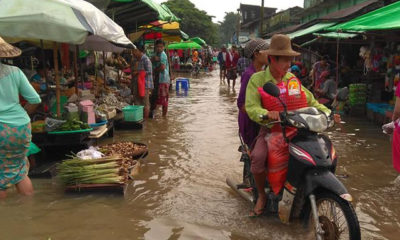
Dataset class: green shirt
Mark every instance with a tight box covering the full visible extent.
[0,63,41,126]
[245,66,331,125]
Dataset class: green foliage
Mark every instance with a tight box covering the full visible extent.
[163,0,218,46]
[57,120,90,131]
[218,12,241,45]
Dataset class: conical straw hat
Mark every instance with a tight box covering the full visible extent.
[0,37,22,58]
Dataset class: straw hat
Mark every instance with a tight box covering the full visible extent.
[0,37,22,58]
[265,34,299,57]
[244,38,269,58]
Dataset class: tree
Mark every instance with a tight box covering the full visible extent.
[219,12,241,45]
[163,0,218,46]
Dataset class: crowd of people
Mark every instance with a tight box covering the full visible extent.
[170,47,214,73]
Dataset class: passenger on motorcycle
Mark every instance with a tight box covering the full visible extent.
[237,38,269,147]
[245,34,340,217]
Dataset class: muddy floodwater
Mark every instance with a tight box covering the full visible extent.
[1,71,399,240]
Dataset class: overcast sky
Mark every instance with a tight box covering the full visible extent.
[156,0,304,23]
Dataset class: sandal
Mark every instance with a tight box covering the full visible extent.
[248,199,267,218]
[248,208,265,218]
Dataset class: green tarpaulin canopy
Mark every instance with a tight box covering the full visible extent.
[190,37,207,46]
[167,41,202,50]
[327,1,400,31]
[313,32,358,39]
[288,22,336,39]
[87,0,180,33]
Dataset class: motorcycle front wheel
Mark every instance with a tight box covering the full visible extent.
[306,191,360,240]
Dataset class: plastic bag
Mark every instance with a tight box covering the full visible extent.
[45,118,66,132]
[383,120,400,135]
[77,146,104,160]
[265,126,297,195]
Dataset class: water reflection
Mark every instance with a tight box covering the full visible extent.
[0,72,399,240]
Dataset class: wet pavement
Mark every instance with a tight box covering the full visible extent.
[1,71,400,240]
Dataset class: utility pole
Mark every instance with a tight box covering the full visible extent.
[259,0,264,37]
[237,9,241,45]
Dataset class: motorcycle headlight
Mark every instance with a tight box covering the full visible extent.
[299,113,328,133]
[289,118,306,128]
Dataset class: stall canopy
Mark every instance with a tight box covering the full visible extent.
[97,0,180,33]
[327,1,400,32]
[288,22,336,39]
[313,32,359,39]
[139,20,189,42]
[167,41,202,50]
[190,37,207,46]
[0,0,134,48]
[163,31,189,42]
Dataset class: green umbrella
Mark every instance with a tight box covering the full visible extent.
[167,41,202,50]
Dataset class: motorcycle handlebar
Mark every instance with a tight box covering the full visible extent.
[259,114,282,126]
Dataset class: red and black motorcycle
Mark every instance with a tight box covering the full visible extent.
[227,82,360,240]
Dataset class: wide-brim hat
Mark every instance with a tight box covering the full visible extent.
[0,37,21,58]
[265,34,300,57]
[244,38,269,58]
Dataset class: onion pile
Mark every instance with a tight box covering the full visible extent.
[101,142,147,161]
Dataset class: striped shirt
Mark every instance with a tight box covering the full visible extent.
[137,54,153,89]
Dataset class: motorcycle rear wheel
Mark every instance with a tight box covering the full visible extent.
[306,191,360,240]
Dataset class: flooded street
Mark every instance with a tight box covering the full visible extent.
[1,71,400,240]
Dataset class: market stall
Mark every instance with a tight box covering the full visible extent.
[325,1,400,123]
[0,0,144,180]
[167,41,202,72]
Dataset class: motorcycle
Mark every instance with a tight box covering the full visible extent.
[191,62,201,78]
[227,82,360,240]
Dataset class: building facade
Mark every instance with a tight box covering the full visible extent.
[239,4,276,38]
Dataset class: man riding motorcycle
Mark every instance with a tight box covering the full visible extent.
[244,34,340,217]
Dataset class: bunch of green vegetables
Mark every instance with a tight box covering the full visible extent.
[58,156,129,185]
[56,119,90,131]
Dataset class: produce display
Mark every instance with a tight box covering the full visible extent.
[349,83,367,106]
[58,155,133,185]
[100,142,148,160]
[55,119,90,131]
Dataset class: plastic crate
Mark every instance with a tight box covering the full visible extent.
[122,105,144,122]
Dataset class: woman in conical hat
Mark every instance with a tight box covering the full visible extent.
[0,37,41,199]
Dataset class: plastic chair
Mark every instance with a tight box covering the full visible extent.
[175,78,190,92]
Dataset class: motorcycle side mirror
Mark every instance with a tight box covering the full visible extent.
[263,82,280,98]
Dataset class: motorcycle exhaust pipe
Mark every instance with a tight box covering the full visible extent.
[226,177,253,203]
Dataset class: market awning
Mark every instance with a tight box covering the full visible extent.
[180,31,189,41]
[313,32,359,39]
[102,0,180,33]
[140,20,180,31]
[288,22,336,39]
[0,0,134,48]
[128,31,145,42]
[142,30,189,42]
[190,37,207,46]
[327,1,400,31]
[167,41,202,50]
